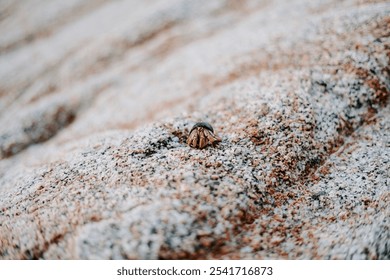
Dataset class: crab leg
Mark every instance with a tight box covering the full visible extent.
[204,129,221,145]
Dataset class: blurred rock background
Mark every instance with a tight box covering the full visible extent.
[0,0,389,259]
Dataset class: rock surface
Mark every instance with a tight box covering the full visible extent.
[0,0,389,259]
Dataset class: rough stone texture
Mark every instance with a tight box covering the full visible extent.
[0,0,389,259]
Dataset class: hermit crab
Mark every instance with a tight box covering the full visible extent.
[187,122,221,149]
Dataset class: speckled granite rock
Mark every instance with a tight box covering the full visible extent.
[0,0,389,259]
